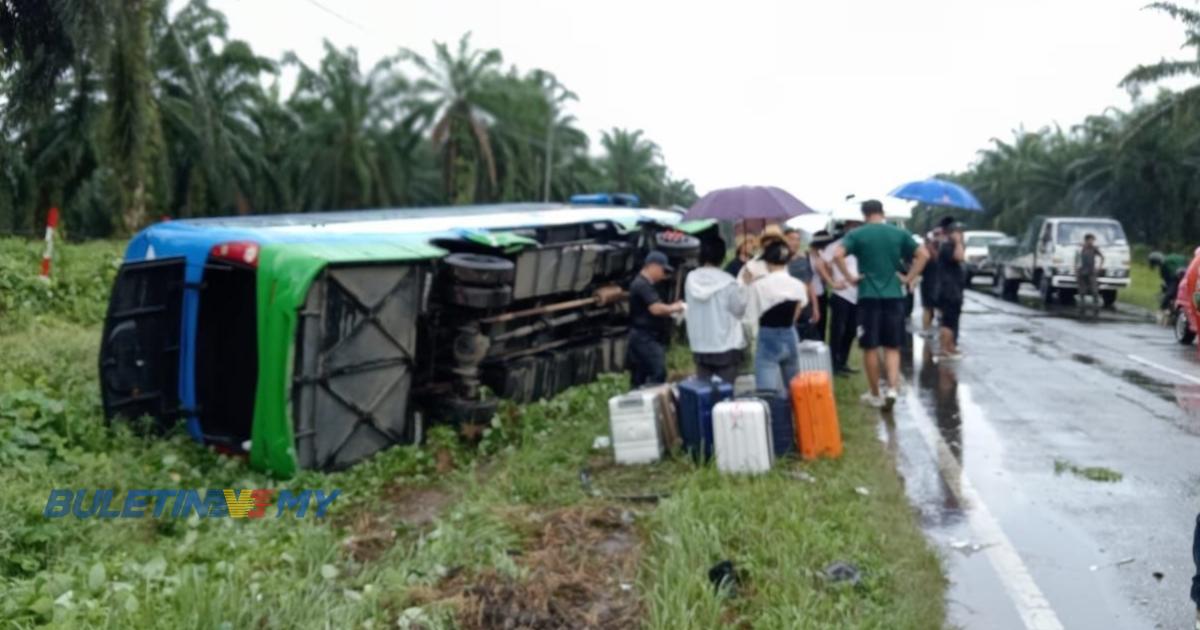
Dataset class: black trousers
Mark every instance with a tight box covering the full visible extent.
[829,294,857,369]
[796,294,828,342]
[627,329,666,388]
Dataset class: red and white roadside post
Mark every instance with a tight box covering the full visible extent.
[40,207,59,279]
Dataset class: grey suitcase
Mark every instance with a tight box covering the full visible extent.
[796,340,833,377]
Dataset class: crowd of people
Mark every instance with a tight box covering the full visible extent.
[624,199,991,411]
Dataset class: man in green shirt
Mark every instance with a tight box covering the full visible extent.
[832,200,930,410]
[1151,251,1190,314]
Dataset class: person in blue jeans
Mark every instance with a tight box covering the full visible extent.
[746,240,809,394]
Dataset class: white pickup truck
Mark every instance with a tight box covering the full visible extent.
[995,216,1131,306]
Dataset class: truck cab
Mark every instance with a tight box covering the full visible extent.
[997,217,1131,306]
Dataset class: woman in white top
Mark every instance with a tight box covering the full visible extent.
[748,241,809,394]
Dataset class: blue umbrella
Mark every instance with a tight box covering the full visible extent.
[888,178,984,212]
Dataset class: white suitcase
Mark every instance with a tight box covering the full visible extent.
[713,400,775,474]
[608,390,663,464]
[796,340,833,377]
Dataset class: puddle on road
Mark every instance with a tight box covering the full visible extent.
[1118,369,1176,405]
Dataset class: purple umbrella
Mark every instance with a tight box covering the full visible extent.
[684,186,815,221]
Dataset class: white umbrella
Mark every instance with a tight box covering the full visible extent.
[785,212,832,235]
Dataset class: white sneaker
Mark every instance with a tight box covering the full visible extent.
[860,392,885,408]
[883,387,898,411]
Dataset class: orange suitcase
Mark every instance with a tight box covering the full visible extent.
[789,371,843,460]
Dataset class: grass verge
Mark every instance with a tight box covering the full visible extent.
[0,238,944,628]
[1120,259,1160,312]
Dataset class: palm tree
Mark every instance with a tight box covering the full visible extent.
[284,42,418,211]
[154,0,276,217]
[406,33,503,204]
[597,128,665,203]
[1120,2,1200,137]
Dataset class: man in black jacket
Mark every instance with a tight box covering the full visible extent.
[627,251,685,387]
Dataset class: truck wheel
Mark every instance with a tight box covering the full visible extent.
[443,253,515,286]
[1101,290,1118,309]
[445,285,513,309]
[654,231,701,256]
[1039,277,1054,306]
[1059,289,1076,306]
[1174,308,1196,344]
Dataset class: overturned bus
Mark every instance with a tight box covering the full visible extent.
[99,203,710,477]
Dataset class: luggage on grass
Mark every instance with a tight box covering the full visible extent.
[754,389,795,457]
[608,389,663,464]
[640,384,682,453]
[796,340,833,377]
[713,399,775,474]
[676,377,733,460]
[789,370,843,460]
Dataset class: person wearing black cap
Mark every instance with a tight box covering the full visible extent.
[935,216,966,359]
[627,251,685,387]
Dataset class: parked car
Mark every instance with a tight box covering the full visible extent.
[100,202,711,477]
[962,230,1007,283]
[994,216,1131,306]
[1172,248,1200,346]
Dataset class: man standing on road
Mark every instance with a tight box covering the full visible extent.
[919,229,942,337]
[1077,233,1104,318]
[833,200,930,409]
[935,218,966,360]
[822,222,862,376]
[627,251,685,387]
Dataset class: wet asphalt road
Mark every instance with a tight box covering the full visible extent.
[882,284,1200,629]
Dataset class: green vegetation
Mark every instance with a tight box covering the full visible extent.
[1054,459,1124,483]
[920,2,1200,250]
[0,1,697,239]
[1120,259,1161,312]
[0,238,944,628]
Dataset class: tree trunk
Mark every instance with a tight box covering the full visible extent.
[108,0,157,236]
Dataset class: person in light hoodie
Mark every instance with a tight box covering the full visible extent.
[685,237,748,384]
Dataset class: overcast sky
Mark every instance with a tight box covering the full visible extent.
[207,0,1190,209]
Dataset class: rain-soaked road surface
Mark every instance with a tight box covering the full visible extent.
[883,286,1200,630]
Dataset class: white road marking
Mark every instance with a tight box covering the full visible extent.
[1127,354,1200,386]
[903,387,1066,630]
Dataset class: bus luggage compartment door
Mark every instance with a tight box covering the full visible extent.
[292,263,423,470]
[98,258,186,426]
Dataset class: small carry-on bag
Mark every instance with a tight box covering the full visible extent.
[796,340,833,377]
[643,384,682,453]
[608,390,663,464]
[754,389,795,457]
[676,377,734,460]
[713,400,775,474]
[789,371,843,460]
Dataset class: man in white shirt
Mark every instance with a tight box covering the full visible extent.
[820,222,861,375]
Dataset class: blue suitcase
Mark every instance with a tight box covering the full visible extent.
[676,377,734,460]
[755,389,795,457]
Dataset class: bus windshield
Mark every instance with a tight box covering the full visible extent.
[1056,221,1126,246]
